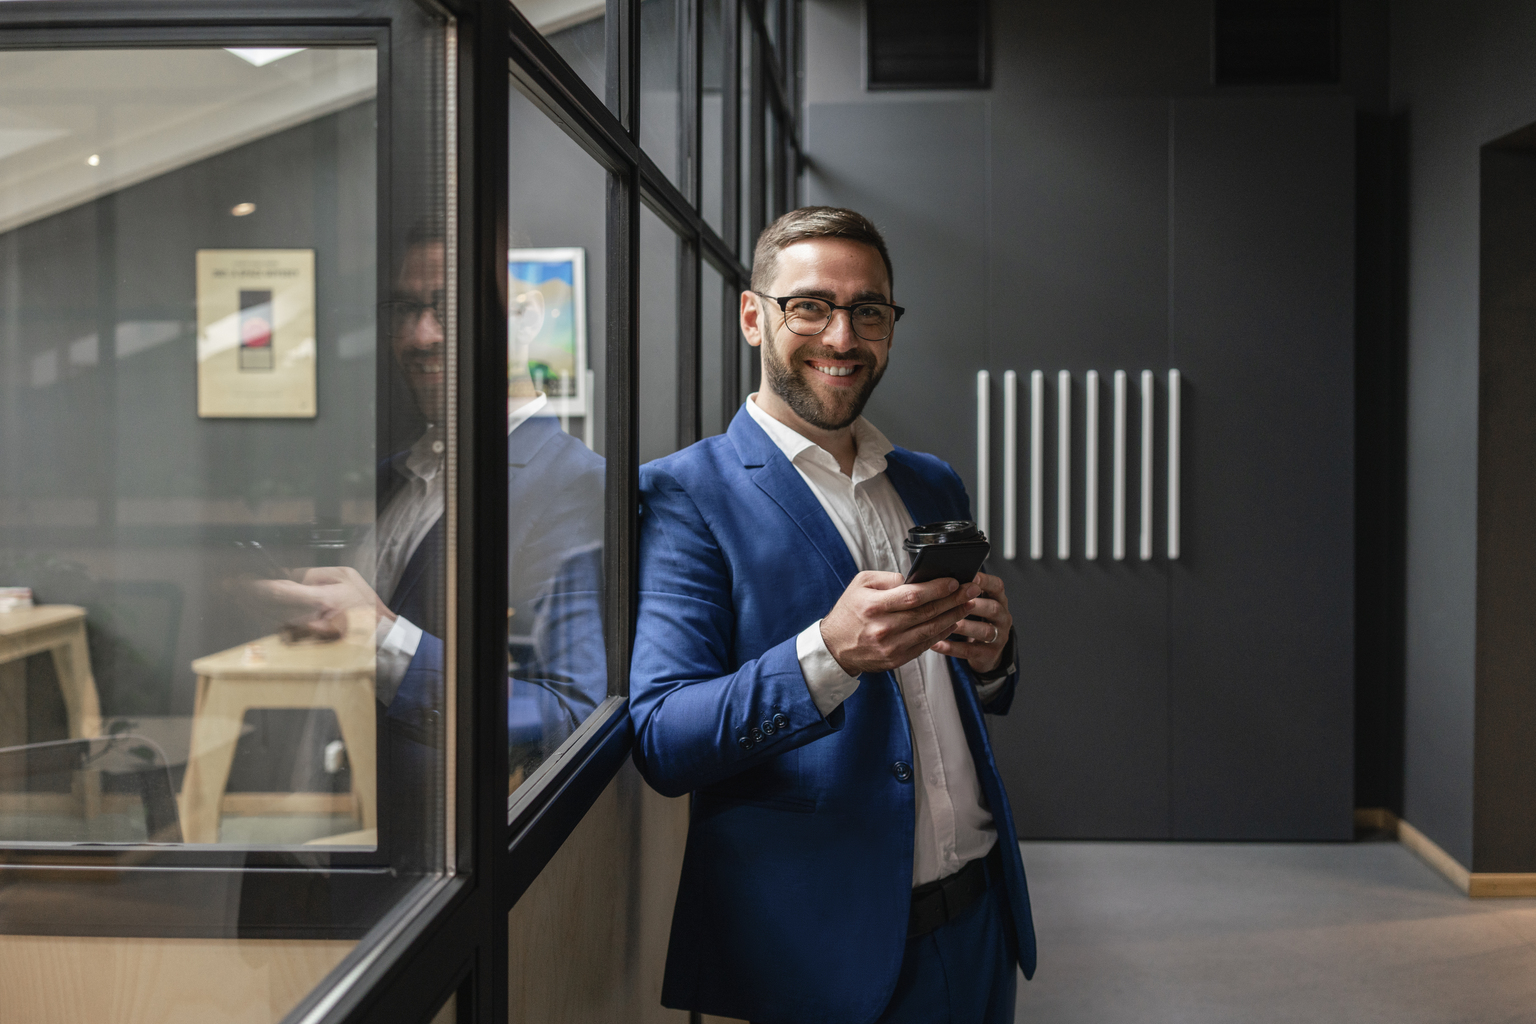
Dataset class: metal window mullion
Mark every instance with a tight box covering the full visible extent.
[721,268,742,428]
[677,237,702,449]
[607,0,640,133]
[606,165,641,698]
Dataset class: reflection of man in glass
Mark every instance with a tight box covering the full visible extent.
[260,225,605,791]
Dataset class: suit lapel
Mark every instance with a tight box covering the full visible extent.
[883,450,952,531]
[728,408,859,586]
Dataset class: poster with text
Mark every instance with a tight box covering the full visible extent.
[509,247,587,417]
[196,249,317,418]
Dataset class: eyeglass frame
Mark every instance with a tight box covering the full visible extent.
[379,297,446,332]
[754,292,907,342]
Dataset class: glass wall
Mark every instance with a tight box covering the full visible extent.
[0,7,458,1021]
[0,0,802,1020]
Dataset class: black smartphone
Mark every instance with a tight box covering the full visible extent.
[902,521,990,586]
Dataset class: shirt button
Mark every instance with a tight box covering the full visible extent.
[772,713,789,731]
[738,736,754,752]
[760,719,776,736]
[892,761,912,782]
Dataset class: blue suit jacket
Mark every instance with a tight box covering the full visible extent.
[384,416,606,792]
[630,408,1037,1024]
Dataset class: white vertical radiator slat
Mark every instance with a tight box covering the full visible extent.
[1113,369,1126,560]
[1168,368,1181,560]
[1030,370,1044,560]
[1057,370,1071,560]
[1140,369,1154,561]
[976,370,990,538]
[1084,370,1099,560]
[1002,370,1018,559]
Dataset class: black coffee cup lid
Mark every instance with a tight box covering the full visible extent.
[905,520,985,545]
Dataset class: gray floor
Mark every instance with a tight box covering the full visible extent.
[1015,839,1536,1024]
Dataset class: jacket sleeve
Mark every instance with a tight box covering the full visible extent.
[937,460,1024,715]
[629,466,843,798]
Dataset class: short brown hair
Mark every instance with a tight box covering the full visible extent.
[750,206,894,294]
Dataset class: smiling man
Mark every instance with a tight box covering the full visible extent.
[629,207,1037,1024]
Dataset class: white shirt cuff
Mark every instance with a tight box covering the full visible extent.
[374,614,424,706]
[796,619,861,718]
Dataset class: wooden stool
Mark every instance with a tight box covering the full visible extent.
[179,623,376,845]
[0,605,102,813]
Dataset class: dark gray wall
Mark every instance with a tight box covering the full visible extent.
[804,0,1376,840]
[1393,0,1536,871]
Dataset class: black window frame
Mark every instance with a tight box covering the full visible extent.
[0,0,802,1021]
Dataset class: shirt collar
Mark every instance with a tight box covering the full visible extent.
[507,390,549,435]
[403,424,446,483]
[745,392,894,483]
[402,391,552,485]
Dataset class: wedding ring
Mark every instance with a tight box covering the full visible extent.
[987,624,1000,645]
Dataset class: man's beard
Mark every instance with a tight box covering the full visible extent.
[762,333,886,431]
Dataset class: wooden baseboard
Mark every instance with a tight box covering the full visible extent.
[1356,807,1536,898]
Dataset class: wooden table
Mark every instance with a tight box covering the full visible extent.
[179,623,377,844]
[0,605,102,811]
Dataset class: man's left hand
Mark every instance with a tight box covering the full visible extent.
[929,571,1012,676]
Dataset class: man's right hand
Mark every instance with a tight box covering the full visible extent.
[819,571,981,677]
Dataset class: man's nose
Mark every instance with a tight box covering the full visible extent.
[819,309,859,350]
[410,308,445,347]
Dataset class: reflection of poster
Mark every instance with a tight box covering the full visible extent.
[509,247,586,416]
[196,249,316,417]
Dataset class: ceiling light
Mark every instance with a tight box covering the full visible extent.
[86,154,100,167]
[225,48,305,68]
[230,202,257,217]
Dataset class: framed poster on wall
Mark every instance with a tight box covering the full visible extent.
[195,249,317,417]
[508,247,587,417]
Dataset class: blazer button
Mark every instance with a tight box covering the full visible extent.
[892,761,913,782]
[761,718,776,736]
[738,736,754,751]
[750,727,764,743]
[772,713,789,731]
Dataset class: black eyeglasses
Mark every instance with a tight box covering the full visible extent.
[757,293,906,342]
[380,297,445,335]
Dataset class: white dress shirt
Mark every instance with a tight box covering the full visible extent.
[359,393,550,703]
[744,395,1002,887]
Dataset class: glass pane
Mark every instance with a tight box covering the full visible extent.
[514,1,606,103]
[0,45,400,855]
[640,0,683,189]
[0,24,451,1023]
[700,259,726,438]
[639,206,682,464]
[506,81,609,794]
[700,0,726,235]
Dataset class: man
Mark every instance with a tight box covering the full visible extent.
[257,227,606,799]
[630,206,1036,1024]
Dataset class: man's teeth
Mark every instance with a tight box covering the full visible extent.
[812,365,855,377]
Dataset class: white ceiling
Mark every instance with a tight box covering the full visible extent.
[0,47,376,236]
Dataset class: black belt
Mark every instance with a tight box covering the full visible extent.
[908,845,1002,939]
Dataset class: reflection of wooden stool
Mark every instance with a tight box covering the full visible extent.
[179,628,375,845]
[0,606,102,812]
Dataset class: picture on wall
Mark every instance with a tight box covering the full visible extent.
[195,249,317,417]
[508,247,587,417]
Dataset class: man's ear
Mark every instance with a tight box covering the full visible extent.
[740,290,764,349]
